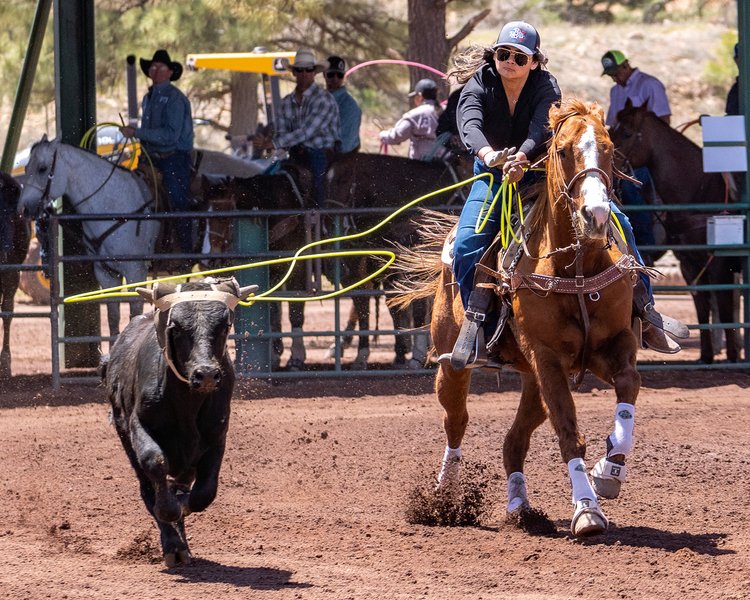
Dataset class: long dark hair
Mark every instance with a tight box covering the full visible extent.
[447,44,548,85]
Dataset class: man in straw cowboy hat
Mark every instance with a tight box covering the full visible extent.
[120,49,195,257]
[274,48,340,207]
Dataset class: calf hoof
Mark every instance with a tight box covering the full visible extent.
[592,475,621,500]
[571,499,607,537]
[164,549,193,568]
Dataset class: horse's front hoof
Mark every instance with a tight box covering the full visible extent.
[571,499,608,537]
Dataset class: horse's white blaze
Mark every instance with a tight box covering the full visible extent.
[577,124,610,228]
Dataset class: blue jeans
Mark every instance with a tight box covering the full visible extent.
[306,147,329,208]
[453,159,652,309]
[154,150,193,254]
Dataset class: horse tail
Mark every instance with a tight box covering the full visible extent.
[387,209,457,312]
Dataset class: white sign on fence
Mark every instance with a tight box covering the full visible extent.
[701,115,747,173]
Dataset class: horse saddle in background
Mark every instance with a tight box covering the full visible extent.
[134,161,205,213]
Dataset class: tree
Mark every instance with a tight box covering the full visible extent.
[406,0,490,97]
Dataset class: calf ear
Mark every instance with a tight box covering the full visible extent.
[136,287,154,303]
[238,285,259,301]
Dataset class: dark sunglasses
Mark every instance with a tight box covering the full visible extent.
[292,66,316,74]
[325,71,344,79]
[495,48,530,67]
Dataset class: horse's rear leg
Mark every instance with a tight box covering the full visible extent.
[287,302,306,371]
[716,288,741,362]
[410,298,431,368]
[351,295,370,369]
[435,364,471,489]
[693,291,714,363]
[503,373,547,514]
[326,302,357,359]
[535,353,607,536]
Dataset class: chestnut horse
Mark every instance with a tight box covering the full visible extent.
[610,101,743,363]
[393,100,643,537]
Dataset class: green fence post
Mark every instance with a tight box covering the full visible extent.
[234,216,270,375]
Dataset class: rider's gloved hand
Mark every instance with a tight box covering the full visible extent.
[483,146,516,168]
[271,148,288,161]
[503,151,528,184]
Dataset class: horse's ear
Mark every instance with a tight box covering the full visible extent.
[640,98,650,112]
[624,98,634,111]
[41,133,48,143]
[592,102,606,125]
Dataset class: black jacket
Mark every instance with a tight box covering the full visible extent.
[457,61,561,160]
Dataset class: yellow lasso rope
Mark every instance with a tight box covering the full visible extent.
[474,170,525,248]
[63,172,486,307]
[80,120,159,207]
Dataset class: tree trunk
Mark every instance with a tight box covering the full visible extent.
[406,0,449,97]
[229,72,259,152]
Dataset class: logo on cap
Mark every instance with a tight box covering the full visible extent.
[508,27,526,42]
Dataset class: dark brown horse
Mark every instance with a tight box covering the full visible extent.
[205,152,470,370]
[610,101,743,363]
[0,171,31,380]
[393,100,642,537]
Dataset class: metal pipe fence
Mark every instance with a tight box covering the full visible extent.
[6,198,748,387]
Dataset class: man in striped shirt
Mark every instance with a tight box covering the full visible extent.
[274,48,340,207]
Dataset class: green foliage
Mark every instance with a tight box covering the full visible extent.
[703,30,738,91]
[0,1,55,108]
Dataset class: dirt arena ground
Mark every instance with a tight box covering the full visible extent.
[1,294,749,599]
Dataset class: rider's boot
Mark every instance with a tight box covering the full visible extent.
[632,279,689,354]
[438,287,493,370]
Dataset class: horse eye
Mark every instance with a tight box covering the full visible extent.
[557,149,566,159]
[38,166,47,174]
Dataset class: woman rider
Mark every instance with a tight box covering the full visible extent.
[443,20,688,369]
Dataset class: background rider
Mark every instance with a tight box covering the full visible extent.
[274,48,340,208]
[378,78,440,159]
[120,49,194,257]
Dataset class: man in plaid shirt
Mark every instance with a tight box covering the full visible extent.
[274,48,340,207]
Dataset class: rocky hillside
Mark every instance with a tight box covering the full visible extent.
[361,18,737,153]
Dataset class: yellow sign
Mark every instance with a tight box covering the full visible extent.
[186,51,296,76]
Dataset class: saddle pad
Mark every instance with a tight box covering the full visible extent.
[441,225,458,267]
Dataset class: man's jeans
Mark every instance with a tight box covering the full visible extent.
[154,150,193,254]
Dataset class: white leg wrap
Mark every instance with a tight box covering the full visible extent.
[437,446,462,488]
[506,471,529,514]
[591,457,628,483]
[568,457,597,505]
[607,402,635,457]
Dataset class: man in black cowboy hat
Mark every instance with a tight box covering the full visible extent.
[120,49,195,256]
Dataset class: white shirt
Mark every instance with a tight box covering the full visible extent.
[606,68,671,127]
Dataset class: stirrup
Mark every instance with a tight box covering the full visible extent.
[641,303,689,339]
[438,327,488,369]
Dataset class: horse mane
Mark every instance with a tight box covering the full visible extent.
[638,106,702,152]
[524,98,607,235]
